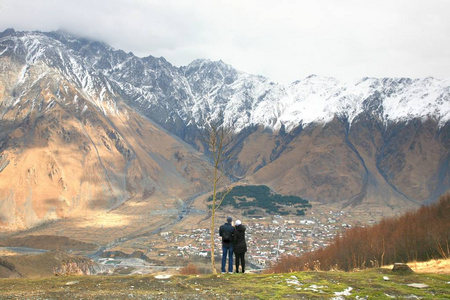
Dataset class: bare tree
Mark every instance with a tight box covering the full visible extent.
[205,117,232,274]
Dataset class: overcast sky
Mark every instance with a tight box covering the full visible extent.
[1,0,449,83]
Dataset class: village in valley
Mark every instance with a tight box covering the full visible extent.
[95,205,381,274]
[162,210,359,270]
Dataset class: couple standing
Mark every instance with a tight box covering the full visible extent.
[219,216,247,274]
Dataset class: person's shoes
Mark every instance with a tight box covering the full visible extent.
[221,272,226,274]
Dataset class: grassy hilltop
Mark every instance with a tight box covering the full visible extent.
[0,267,449,299]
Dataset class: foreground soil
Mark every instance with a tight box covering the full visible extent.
[0,269,449,299]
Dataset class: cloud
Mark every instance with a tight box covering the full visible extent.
[1,0,449,83]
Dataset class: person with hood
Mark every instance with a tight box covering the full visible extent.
[233,219,247,273]
[219,216,235,274]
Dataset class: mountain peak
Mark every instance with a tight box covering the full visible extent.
[0,28,15,38]
[184,58,236,74]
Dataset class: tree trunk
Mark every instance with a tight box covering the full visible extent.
[210,207,217,274]
[210,157,219,274]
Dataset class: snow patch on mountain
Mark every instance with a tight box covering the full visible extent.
[182,59,449,132]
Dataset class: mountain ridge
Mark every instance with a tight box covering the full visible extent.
[2,29,448,133]
[0,29,449,230]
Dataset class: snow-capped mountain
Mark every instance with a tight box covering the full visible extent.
[184,61,450,132]
[0,29,448,230]
[1,29,448,134]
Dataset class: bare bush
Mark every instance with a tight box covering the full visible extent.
[179,263,200,275]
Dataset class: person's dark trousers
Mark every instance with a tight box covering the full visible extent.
[235,252,245,273]
[221,245,234,273]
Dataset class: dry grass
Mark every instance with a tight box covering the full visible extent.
[383,258,450,274]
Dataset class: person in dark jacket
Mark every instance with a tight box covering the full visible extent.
[219,216,235,274]
[233,219,247,273]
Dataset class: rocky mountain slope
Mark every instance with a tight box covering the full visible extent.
[0,29,448,230]
[0,29,214,230]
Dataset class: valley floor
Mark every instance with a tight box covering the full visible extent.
[0,268,449,299]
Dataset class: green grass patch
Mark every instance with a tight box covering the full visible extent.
[0,269,449,299]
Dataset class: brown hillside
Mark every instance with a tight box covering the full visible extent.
[0,235,97,252]
[0,250,95,278]
[237,117,448,213]
[0,56,215,231]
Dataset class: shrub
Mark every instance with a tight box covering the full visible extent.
[179,263,200,275]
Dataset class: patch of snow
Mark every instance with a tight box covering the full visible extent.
[304,284,326,292]
[17,65,29,84]
[12,98,21,106]
[403,295,422,299]
[155,274,172,279]
[334,286,353,296]
[0,47,7,56]
[407,283,429,289]
[285,275,302,286]
[45,100,55,111]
